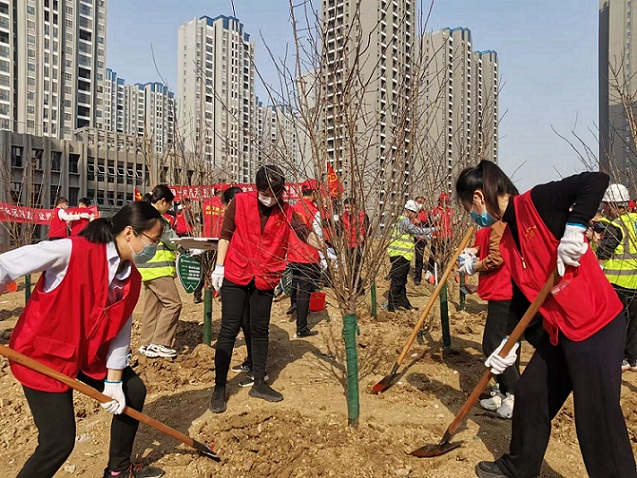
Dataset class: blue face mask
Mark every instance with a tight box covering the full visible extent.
[470,210,497,227]
[129,241,157,264]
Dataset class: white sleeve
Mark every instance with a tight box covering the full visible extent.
[58,209,82,222]
[105,316,132,370]
[0,239,72,292]
[312,211,324,238]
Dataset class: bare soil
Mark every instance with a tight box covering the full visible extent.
[1,276,637,477]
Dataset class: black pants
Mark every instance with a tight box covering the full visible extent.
[290,262,321,333]
[414,240,427,281]
[426,238,452,274]
[614,284,637,361]
[215,278,274,385]
[18,367,146,478]
[497,314,636,478]
[388,256,411,309]
[482,300,519,395]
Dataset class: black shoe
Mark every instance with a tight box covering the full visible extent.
[285,304,297,315]
[231,361,252,373]
[209,385,226,413]
[414,278,421,286]
[193,297,203,304]
[401,305,419,311]
[249,379,284,402]
[294,329,319,339]
[238,373,270,387]
[475,461,510,478]
[387,304,397,312]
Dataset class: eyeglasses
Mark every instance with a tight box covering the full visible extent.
[136,231,158,247]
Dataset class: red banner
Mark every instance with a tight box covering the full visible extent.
[0,202,53,225]
[167,183,303,202]
[326,163,344,197]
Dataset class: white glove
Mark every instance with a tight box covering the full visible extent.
[211,264,224,292]
[80,212,92,219]
[556,223,588,276]
[101,380,126,415]
[326,248,337,261]
[190,248,204,256]
[320,258,328,270]
[458,251,477,275]
[485,339,519,375]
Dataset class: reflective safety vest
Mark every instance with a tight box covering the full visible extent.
[604,212,637,290]
[388,215,415,261]
[137,218,177,281]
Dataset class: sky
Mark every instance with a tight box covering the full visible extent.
[107,0,600,192]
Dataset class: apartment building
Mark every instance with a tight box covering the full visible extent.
[600,0,637,191]
[418,27,499,192]
[0,0,107,139]
[177,15,257,183]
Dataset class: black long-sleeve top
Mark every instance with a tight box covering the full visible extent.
[501,172,610,342]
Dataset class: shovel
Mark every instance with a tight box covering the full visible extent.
[410,270,558,457]
[371,227,475,394]
[0,345,220,462]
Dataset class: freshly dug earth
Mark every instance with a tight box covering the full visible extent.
[1,277,637,478]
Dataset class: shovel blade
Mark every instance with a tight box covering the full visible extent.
[193,440,221,462]
[371,374,395,394]
[410,440,463,458]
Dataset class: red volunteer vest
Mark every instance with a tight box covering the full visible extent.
[288,198,319,264]
[162,213,175,229]
[203,196,224,237]
[500,191,622,345]
[475,226,513,302]
[225,192,293,290]
[48,208,68,239]
[175,210,194,235]
[70,218,90,236]
[9,237,142,392]
[342,210,367,248]
[431,206,454,239]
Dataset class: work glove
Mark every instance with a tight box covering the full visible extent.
[485,339,519,375]
[556,223,588,277]
[189,248,204,256]
[101,380,126,415]
[211,264,224,292]
[326,248,337,261]
[80,212,92,220]
[457,251,477,276]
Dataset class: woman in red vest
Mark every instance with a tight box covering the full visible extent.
[48,196,88,239]
[458,222,518,419]
[209,165,323,413]
[456,160,636,478]
[0,202,165,478]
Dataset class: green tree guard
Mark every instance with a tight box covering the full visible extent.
[440,282,451,351]
[203,288,213,345]
[342,312,360,427]
[370,282,377,318]
[25,274,31,302]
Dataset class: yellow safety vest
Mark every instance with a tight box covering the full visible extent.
[387,215,415,261]
[604,212,637,290]
[137,219,177,281]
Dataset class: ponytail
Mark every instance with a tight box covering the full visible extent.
[456,160,519,213]
[79,202,162,244]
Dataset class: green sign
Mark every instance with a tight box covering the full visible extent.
[177,253,203,293]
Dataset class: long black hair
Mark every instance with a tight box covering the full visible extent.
[456,160,519,216]
[144,184,175,204]
[79,201,162,244]
[256,165,285,195]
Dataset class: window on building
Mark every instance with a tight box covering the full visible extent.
[51,151,62,171]
[69,153,80,174]
[11,146,23,168]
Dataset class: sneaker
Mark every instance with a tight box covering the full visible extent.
[496,393,514,419]
[144,344,178,359]
[285,304,297,315]
[294,329,319,339]
[622,358,631,372]
[193,297,203,304]
[238,373,270,387]
[479,390,505,411]
[231,361,252,374]
[631,360,637,372]
[137,345,147,355]
[104,464,165,478]
[249,379,283,402]
[475,461,508,478]
[209,385,226,413]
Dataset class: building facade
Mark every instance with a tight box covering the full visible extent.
[177,15,257,183]
[0,0,107,139]
[600,0,637,191]
[418,27,499,193]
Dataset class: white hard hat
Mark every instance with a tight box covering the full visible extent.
[404,200,419,213]
[603,183,630,203]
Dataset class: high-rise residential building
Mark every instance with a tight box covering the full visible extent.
[418,27,499,192]
[177,15,257,183]
[0,0,107,139]
[600,0,637,189]
[321,0,415,206]
[261,104,311,177]
[103,68,175,157]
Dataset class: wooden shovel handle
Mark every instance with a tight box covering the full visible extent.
[396,227,476,366]
[446,269,559,437]
[0,345,201,451]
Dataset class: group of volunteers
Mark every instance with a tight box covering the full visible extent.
[48,196,96,239]
[2,159,637,478]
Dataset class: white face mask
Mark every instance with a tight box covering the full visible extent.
[258,193,275,208]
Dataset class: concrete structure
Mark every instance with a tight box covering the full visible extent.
[321,0,416,210]
[0,0,107,139]
[418,27,499,192]
[600,0,637,191]
[103,68,175,157]
[177,15,257,183]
